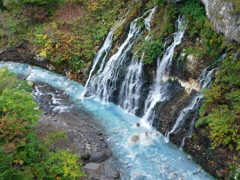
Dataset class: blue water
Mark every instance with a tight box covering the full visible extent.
[0,62,214,180]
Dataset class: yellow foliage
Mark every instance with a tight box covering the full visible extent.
[39,50,47,57]
[86,0,105,12]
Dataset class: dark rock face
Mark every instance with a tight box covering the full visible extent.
[184,127,240,179]
[155,90,190,135]
[0,41,50,69]
[0,41,89,84]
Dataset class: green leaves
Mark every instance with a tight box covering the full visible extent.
[39,149,86,179]
[197,53,240,150]
[180,0,206,37]
[0,89,41,124]
[0,68,86,179]
[208,105,240,150]
[133,39,163,64]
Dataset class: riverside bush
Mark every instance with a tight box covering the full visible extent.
[197,52,240,150]
[0,67,86,179]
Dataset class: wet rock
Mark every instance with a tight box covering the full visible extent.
[81,152,90,160]
[98,137,104,141]
[84,91,92,97]
[97,131,103,136]
[90,151,109,163]
[90,177,99,180]
[165,36,174,45]
[84,163,101,171]
[185,55,199,78]
[113,171,120,179]
[27,81,34,86]
[187,155,192,160]
[216,169,225,178]
[130,135,140,145]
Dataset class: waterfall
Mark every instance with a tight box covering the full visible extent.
[86,14,147,103]
[165,94,204,143]
[119,7,156,115]
[165,54,226,145]
[118,54,144,114]
[83,30,114,98]
[140,16,186,129]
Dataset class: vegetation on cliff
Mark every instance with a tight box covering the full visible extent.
[0,0,125,72]
[0,67,86,179]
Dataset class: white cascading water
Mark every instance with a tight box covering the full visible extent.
[86,13,147,102]
[141,16,186,129]
[165,54,227,145]
[119,7,156,114]
[165,93,204,143]
[83,30,114,98]
[118,54,144,114]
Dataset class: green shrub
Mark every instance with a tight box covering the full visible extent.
[0,68,86,179]
[180,0,206,37]
[133,39,163,64]
[197,52,240,150]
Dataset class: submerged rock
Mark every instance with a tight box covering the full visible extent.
[133,175,147,180]
[128,134,140,146]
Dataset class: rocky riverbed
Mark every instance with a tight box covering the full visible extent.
[32,82,121,180]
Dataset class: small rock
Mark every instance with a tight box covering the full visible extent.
[84,163,101,170]
[90,177,99,180]
[98,137,104,141]
[187,155,192,160]
[216,169,225,178]
[131,135,140,143]
[27,80,34,86]
[90,151,109,163]
[81,153,90,160]
[113,171,120,179]
[86,143,91,150]
[97,131,103,136]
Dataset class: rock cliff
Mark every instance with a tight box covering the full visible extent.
[201,0,240,42]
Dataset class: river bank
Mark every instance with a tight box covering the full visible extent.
[32,82,120,180]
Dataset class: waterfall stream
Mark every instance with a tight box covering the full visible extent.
[83,29,114,98]
[0,62,214,180]
[141,16,186,129]
[165,54,227,147]
[119,7,156,115]
[86,14,145,102]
